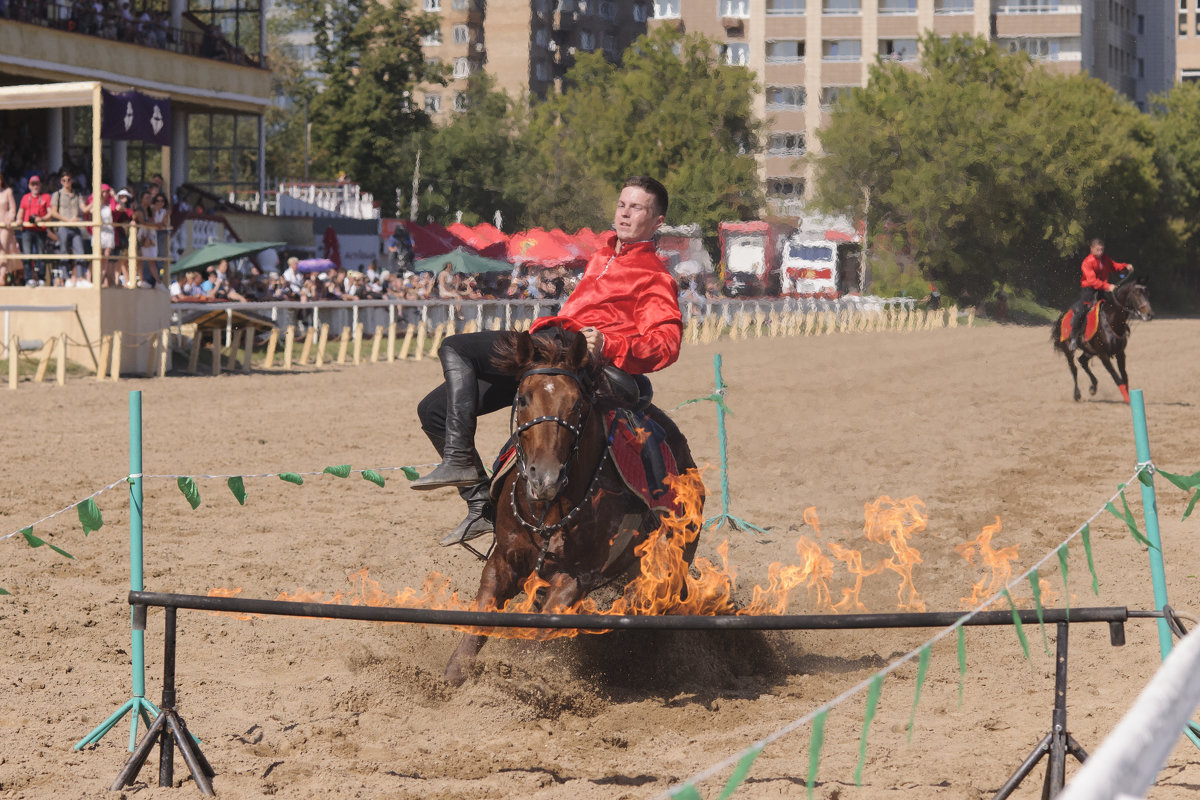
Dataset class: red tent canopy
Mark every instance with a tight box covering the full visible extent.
[572,227,606,256]
[399,222,460,260]
[447,221,508,259]
[507,228,584,268]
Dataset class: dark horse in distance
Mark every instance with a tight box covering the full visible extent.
[443,328,702,684]
[1051,279,1153,403]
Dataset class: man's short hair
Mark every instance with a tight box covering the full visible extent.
[623,176,668,218]
[1090,238,1105,248]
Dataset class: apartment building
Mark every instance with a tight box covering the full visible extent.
[1178,0,1200,81]
[419,0,650,121]
[651,0,1174,217]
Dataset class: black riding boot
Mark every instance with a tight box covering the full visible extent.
[440,480,495,547]
[412,347,487,490]
[1068,305,1085,350]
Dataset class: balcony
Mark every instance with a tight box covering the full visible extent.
[996,3,1082,14]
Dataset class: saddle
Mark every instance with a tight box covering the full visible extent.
[1059,303,1102,344]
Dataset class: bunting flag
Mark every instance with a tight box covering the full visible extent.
[1157,467,1200,520]
[906,644,931,743]
[1081,524,1100,595]
[362,470,386,487]
[717,743,763,800]
[279,473,305,485]
[956,627,966,706]
[806,710,827,799]
[1106,489,1154,549]
[228,477,247,505]
[1057,544,1070,619]
[323,465,352,478]
[1028,571,1050,656]
[855,674,883,785]
[22,527,75,560]
[177,477,201,510]
[1003,589,1030,660]
[77,498,103,535]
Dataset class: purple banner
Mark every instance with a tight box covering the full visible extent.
[100,89,171,146]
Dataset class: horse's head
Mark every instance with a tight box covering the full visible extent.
[495,329,600,503]
[1116,279,1154,322]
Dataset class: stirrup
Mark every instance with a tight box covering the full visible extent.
[439,509,494,547]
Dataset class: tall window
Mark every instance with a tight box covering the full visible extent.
[766,39,805,62]
[822,39,861,60]
[535,28,549,46]
[454,25,469,43]
[633,4,648,21]
[187,113,260,199]
[879,38,917,60]
[820,85,853,106]
[425,94,442,113]
[535,60,551,81]
[823,0,859,14]
[581,30,596,49]
[454,57,470,77]
[767,133,806,156]
[603,32,616,54]
[767,0,804,13]
[723,42,749,65]
[766,85,806,109]
[599,0,617,17]
[452,0,469,9]
[454,93,469,111]
[424,0,441,10]
[421,30,442,46]
[654,0,680,16]
[720,0,750,16]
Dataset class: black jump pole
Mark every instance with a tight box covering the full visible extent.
[129,590,1146,633]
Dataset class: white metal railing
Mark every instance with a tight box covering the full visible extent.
[275,182,379,220]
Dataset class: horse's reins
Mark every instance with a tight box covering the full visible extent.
[508,367,610,573]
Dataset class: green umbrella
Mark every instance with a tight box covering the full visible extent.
[414,248,512,275]
[170,241,287,275]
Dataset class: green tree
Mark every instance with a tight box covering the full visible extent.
[814,33,1160,304]
[287,0,446,215]
[535,27,763,231]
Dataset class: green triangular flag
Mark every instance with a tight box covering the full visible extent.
[1185,491,1200,522]
[1029,572,1049,656]
[1106,491,1154,549]
[362,469,386,488]
[278,472,304,485]
[176,477,201,510]
[807,710,827,800]
[323,464,352,478]
[1081,525,1100,595]
[1057,545,1070,620]
[1004,589,1030,660]
[855,674,883,785]
[77,498,103,535]
[1156,467,1200,492]
[907,644,931,743]
[227,476,247,505]
[717,743,763,800]
[0,586,9,595]
[669,785,703,800]
[401,466,420,481]
[21,527,75,559]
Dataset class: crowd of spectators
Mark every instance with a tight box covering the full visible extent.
[168,259,583,305]
[0,167,172,288]
[0,0,256,66]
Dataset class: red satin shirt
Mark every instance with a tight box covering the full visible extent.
[1080,253,1129,291]
[531,233,682,374]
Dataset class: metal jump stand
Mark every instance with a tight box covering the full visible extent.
[75,390,161,752]
[685,354,767,534]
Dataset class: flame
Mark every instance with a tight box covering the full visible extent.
[205,586,257,620]
[205,474,1019,641]
[955,517,1020,609]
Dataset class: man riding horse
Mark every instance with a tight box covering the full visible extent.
[413,176,683,547]
[1068,238,1132,350]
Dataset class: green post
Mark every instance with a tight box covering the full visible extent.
[1128,389,1200,748]
[704,354,766,535]
[74,390,160,751]
[1129,389,1172,660]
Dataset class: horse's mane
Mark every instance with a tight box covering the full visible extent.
[491,328,603,382]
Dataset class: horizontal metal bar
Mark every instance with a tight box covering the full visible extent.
[129,591,1134,632]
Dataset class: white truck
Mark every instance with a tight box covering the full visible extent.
[780,236,840,298]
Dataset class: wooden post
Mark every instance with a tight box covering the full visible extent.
[414,322,426,361]
[428,321,446,355]
[399,325,414,360]
[242,327,253,373]
[145,331,158,377]
[264,328,280,369]
[98,334,112,380]
[315,323,330,367]
[283,326,295,370]
[211,329,221,376]
[386,321,397,362]
[352,322,364,365]
[224,329,238,370]
[369,325,383,363]
[34,340,53,383]
[158,329,169,377]
[187,331,202,374]
[56,333,68,385]
[8,335,19,389]
[336,326,350,364]
[111,330,123,382]
[299,326,315,365]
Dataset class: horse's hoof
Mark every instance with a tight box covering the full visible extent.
[1088,386,1097,396]
[1073,391,1081,402]
[443,663,469,687]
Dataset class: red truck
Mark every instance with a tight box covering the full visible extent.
[718,220,793,298]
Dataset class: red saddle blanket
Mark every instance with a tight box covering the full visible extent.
[1059,303,1101,344]
[489,409,682,517]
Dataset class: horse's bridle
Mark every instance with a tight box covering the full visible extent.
[508,367,609,564]
[1109,283,1151,321]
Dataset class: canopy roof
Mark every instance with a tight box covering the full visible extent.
[170,241,285,274]
[415,248,512,275]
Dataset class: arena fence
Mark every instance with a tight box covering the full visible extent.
[3,371,1197,798]
[5,294,956,387]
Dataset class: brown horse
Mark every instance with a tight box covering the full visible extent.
[1052,279,1153,403]
[443,328,702,684]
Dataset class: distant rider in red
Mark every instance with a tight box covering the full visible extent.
[1069,238,1132,349]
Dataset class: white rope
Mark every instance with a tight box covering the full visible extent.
[0,478,126,544]
[654,465,1149,799]
[1059,627,1200,800]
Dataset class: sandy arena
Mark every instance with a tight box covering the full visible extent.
[3,317,1200,799]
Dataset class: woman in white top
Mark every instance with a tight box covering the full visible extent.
[0,174,15,285]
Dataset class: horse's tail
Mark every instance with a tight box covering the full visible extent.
[1051,312,1067,348]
